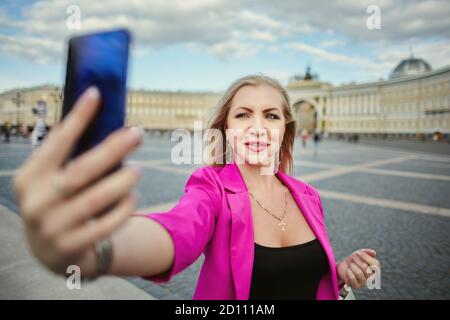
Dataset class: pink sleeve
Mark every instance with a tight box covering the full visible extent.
[140,167,222,283]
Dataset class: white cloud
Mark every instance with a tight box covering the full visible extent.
[286,39,450,82]
[205,40,262,61]
[319,40,346,48]
[250,0,450,42]
[247,30,277,42]
[286,42,377,67]
[285,42,390,80]
[238,9,283,31]
[0,34,62,64]
[0,0,303,63]
[376,40,450,72]
[0,0,448,77]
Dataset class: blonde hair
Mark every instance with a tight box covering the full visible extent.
[206,74,296,174]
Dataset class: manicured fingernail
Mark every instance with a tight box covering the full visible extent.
[127,127,142,145]
[85,86,100,100]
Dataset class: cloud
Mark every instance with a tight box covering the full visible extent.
[0,34,63,64]
[247,30,277,42]
[285,39,450,81]
[376,40,450,71]
[0,0,308,63]
[185,37,260,61]
[286,42,377,67]
[285,41,388,79]
[0,0,448,73]
[248,0,450,42]
[319,40,346,48]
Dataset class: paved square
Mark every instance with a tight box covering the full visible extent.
[1,136,449,300]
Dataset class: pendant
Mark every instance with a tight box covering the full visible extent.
[278,220,286,231]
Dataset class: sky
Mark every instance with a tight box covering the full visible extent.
[0,0,449,93]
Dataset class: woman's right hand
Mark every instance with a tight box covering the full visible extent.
[13,87,142,276]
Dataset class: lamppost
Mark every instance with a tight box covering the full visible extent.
[12,91,24,130]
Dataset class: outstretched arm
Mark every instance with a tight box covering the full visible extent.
[15,87,219,281]
[77,216,175,278]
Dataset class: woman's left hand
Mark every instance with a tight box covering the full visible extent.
[337,248,381,289]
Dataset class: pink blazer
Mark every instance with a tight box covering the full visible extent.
[143,162,340,300]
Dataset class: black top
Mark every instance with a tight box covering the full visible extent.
[249,238,329,300]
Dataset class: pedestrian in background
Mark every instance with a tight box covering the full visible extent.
[31,100,48,151]
[2,121,11,143]
[300,129,309,149]
[313,130,321,156]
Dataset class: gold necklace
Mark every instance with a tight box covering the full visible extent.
[249,188,288,231]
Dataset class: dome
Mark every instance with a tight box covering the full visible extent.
[389,57,432,79]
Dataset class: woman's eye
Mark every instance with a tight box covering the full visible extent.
[266,113,280,120]
[235,112,279,119]
[236,113,250,118]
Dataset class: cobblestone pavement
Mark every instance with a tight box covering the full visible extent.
[1,134,449,300]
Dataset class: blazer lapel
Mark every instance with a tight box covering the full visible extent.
[228,192,254,300]
[219,162,254,300]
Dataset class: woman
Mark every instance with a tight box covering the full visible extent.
[13,75,380,300]
[31,100,48,151]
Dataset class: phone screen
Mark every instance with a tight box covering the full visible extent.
[61,29,131,166]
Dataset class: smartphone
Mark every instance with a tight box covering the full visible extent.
[61,29,131,168]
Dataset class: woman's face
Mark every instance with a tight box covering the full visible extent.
[225,84,286,169]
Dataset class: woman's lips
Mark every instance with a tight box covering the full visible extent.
[244,141,270,153]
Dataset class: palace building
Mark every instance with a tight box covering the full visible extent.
[0,86,221,133]
[288,58,450,139]
[1,57,449,139]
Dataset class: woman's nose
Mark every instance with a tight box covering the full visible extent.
[248,115,267,137]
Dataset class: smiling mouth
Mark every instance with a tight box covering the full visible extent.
[244,141,270,152]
